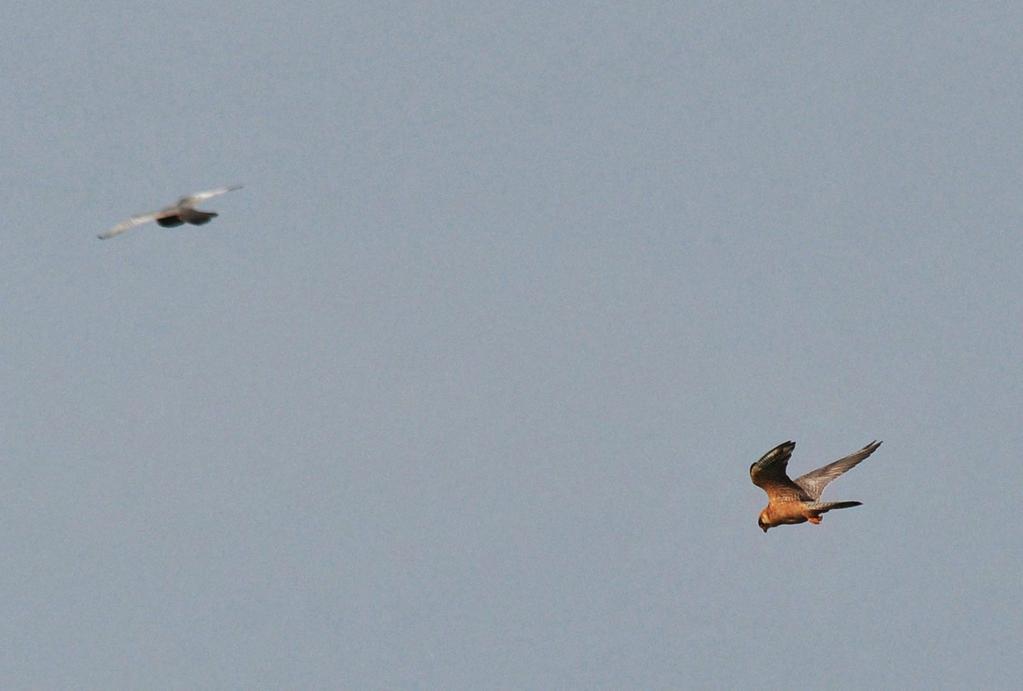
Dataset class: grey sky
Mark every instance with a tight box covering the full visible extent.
[2,3,1021,688]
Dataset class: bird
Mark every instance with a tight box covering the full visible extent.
[750,440,882,532]
[98,185,243,240]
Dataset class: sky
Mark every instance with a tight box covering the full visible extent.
[2,2,1021,688]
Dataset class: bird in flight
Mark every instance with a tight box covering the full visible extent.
[98,185,243,240]
[750,440,882,532]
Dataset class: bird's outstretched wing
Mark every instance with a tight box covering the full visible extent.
[98,212,162,240]
[179,184,243,206]
[793,440,882,500]
[750,441,805,500]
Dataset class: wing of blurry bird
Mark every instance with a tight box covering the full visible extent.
[98,212,165,240]
[177,185,244,206]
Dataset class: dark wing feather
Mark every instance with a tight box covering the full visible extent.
[793,441,882,500]
[749,441,805,500]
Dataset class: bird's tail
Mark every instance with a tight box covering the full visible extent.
[803,501,861,514]
[180,209,218,226]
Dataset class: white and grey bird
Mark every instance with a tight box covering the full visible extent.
[98,185,243,240]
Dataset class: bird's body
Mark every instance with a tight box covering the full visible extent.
[749,440,882,532]
[99,185,242,240]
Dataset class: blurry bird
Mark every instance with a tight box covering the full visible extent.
[98,185,243,240]
[750,440,882,532]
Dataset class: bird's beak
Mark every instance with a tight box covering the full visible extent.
[761,525,768,533]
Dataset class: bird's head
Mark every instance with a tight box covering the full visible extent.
[758,511,770,533]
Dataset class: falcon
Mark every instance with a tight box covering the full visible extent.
[750,440,882,532]
[98,185,243,240]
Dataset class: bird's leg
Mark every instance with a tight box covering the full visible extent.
[807,516,822,525]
